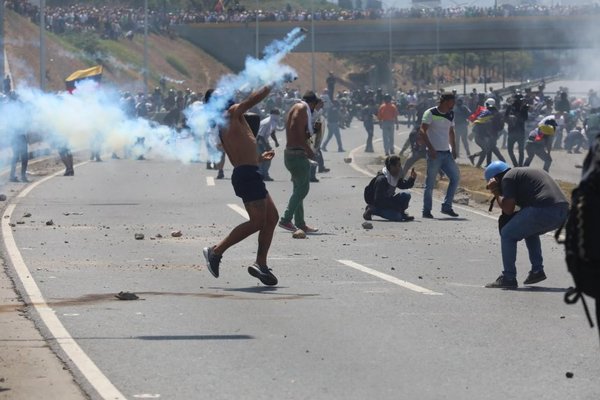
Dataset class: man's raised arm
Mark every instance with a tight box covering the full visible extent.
[234,85,273,116]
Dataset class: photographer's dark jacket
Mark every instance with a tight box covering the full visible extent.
[372,172,415,209]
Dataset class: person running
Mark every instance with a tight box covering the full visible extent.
[483,161,568,288]
[321,100,344,152]
[468,98,506,168]
[202,86,279,286]
[419,93,461,219]
[278,91,320,233]
[524,115,556,172]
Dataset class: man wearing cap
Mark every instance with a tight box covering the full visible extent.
[278,91,320,233]
[377,94,400,156]
[484,161,569,288]
[419,93,461,219]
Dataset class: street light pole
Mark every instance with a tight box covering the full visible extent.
[0,1,5,83]
[435,11,439,91]
[143,0,149,96]
[40,0,46,91]
[255,0,259,58]
[388,8,392,92]
[311,0,315,92]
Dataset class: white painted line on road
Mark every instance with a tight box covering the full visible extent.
[1,161,126,400]
[337,260,443,295]
[227,203,249,219]
[206,176,215,186]
[347,144,374,177]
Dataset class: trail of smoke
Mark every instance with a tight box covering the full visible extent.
[0,28,305,166]
[184,27,306,160]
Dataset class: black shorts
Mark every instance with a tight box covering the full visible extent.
[231,165,268,204]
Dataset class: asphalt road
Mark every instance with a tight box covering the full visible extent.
[3,122,598,400]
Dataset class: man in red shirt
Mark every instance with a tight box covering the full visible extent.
[377,94,399,156]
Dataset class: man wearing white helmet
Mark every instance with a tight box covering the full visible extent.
[524,115,557,172]
[484,161,569,288]
[468,98,506,168]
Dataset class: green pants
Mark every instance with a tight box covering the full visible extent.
[281,151,311,227]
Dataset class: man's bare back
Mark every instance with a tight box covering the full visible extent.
[286,102,315,159]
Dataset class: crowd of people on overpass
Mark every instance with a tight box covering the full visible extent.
[7,0,600,39]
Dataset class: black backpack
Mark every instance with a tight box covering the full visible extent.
[557,133,600,338]
[364,172,383,205]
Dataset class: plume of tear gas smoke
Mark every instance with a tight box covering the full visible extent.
[184,27,306,162]
[0,80,199,163]
[0,29,305,166]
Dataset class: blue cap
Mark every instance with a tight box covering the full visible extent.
[484,161,511,181]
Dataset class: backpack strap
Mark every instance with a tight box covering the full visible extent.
[565,287,594,328]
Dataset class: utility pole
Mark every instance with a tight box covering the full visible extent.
[143,0,149,96]
[255,0,259,58]
[311,0,315,92]
[40,0,46,91]
[0,0,5,84]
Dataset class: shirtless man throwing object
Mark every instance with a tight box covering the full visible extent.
[202,86,279,286]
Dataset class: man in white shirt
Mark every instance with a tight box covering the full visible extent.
[419,93,461,219]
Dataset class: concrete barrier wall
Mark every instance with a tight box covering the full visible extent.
[174,16,599,72]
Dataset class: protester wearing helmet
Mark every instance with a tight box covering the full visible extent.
[483,161,569,288]
[524,115,556,172]
[468,98,506,168]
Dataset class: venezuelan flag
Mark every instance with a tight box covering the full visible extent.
[65,66,103,92]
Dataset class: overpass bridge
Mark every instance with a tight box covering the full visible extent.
[174,16,596,72]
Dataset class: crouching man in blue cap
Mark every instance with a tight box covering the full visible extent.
[484,161,569,288]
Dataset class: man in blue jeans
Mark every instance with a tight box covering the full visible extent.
[419,93,460,218]
[484,161,569,288]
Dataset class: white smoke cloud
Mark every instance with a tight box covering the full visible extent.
[184,27,306,160]
[0,28,306,164]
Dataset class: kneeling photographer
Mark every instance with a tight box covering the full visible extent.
[484,161,569,288]
[363,155,416,222]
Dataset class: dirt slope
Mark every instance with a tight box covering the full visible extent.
[5,10,231,92]
[6,11,370,95]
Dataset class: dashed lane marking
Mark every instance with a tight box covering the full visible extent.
[206,176,215,186]
[337,260,443,295]
[2,161,126,400]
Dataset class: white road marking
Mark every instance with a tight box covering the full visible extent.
[227,203,249,219]
[2,162,126,400]
[206,176,215,186]
[337,260,443,295]
[133,395,161,399]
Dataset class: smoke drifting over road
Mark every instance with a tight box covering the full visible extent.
[184,27,305,161]
[0,28,306,164]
